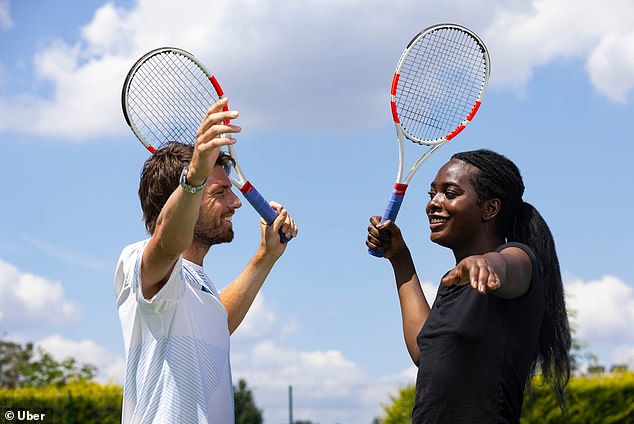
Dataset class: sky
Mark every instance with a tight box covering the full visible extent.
[1,0,633,422]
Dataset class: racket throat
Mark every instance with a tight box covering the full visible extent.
[380,183,408,223]
[393,183,408,195]
[239,181,254,194]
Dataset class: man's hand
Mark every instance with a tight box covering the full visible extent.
[187,98,241,185]
[259,201,298,260]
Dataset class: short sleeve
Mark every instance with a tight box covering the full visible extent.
[114,240,185,311]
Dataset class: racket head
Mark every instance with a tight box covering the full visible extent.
[121,47,291,243]
[121,47,248,187]
[391,23,490,146]
[121,47,226,153]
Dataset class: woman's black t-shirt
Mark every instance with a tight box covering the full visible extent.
[412,242,544,424]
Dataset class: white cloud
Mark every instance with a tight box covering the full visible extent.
[565,275,634,343]
[231,295,278,343]
[230,295,414,423]
[228,275,634,421]
[565,274,634,372]
[25,42,131,140]
[80,3,131,56]
[2,0,632,141]
[231,293,301,342]
[9,272,633,422]
[612,345,634,371]
[0,0,12,32]
[485,0,634,99]
[0,259,80,330]
[587,29,634,102]
[233,340,403,423]
[15,292,411,422]
[237,340,365,385]
[36,334,124,384]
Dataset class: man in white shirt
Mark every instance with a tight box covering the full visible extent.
[114,98,298,423]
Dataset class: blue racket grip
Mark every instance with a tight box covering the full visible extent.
[240,182,292,244]
[368,183,408,257]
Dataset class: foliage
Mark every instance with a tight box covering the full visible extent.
[2,337,269,422]
[234,378,263,424]
[522,371,634,424]
[3,337,268,422]
[1,378,270,423]
[0,381,122,424]
[568,309,599,373]
[379,385,416,424]
[378,372,634,424]
[0,339,96,389]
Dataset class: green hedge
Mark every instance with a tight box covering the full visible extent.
[0,382,122,424]
[3,373,633,423]
[380,372,634,423]
[522,372,634,424]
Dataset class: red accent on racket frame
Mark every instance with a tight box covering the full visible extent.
[147,145,157,154]
[209,76,224,97]
[466,101,481,122]
[390,73,400,96]
[446,125,466,140]
[394,183,408,195]
[390,73,400,123]
[391,101,400,124]
[240,180,254,194]
[223,110,230,124]
[221,100,229,125]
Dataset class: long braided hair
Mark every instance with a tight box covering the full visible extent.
[452,149,571,408]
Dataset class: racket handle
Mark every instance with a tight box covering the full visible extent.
[240,181,292,244]
[368,183,408,257]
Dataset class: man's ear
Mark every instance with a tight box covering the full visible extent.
[482,198,501,222]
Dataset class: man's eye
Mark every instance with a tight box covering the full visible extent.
[427,191,436,199]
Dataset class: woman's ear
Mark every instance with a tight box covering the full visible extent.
[482,198,501,222]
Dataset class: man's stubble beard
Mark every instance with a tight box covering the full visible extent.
[193,221,234,248]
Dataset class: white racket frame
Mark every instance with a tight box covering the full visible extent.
[392,23,490,186]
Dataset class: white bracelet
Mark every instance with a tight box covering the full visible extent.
[179,165,207,193]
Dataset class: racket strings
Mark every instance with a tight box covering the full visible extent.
[126,52,220,148]
[129,57,186,142]
[135,58,197,144]
[144,54,212,137]
[396,27,487,143]
[147,57,201,139]
[135,54,213,143]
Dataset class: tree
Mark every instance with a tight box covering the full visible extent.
[567,308,597,372]
[0,338,96,388]
[0,339,32,388]
[379,385,415,424]
[234,378,263,424]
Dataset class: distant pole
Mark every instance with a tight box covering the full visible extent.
[288,385,293,424]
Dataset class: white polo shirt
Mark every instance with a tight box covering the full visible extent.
[114,240,234,423]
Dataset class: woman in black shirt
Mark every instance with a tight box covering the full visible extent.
[366,149,571,423]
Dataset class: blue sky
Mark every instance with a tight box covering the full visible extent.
[1,0,633,422]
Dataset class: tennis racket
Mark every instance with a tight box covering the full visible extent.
[368,23,490,257]
[121,47,292,243]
